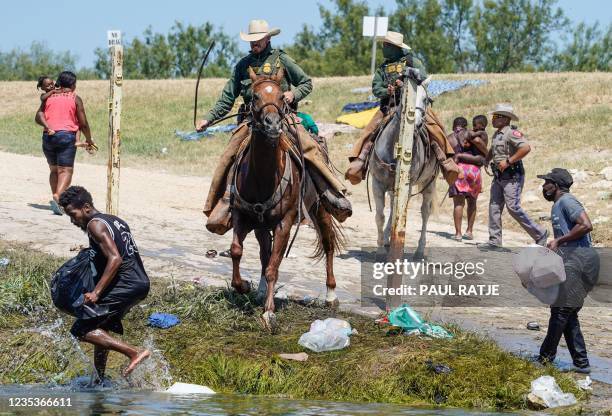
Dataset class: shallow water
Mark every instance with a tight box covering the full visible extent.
[0,385,513,416]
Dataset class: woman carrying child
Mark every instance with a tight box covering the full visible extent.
[447,115,489,241]
[35,71,96,215]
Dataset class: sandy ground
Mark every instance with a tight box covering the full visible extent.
[1,151,611,387]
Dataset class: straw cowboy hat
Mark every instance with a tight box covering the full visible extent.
[380,31,411,50]
[489,103,519,121]
[240,20,281,42]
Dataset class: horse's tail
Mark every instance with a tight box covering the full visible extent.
[311,205,346,261]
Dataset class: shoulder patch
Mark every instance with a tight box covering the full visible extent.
[512,130,523,138]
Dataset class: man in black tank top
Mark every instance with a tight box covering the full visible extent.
[59,186,150,380]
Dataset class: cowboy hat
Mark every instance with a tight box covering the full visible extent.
[240,19,280,42]
[488,103,519,121]
[380,31,411,50]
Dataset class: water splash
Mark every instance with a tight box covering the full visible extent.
[126,333,173,391]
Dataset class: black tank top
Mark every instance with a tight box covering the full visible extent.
[87,213,149,300]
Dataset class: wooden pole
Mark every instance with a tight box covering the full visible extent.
[386,77,418,309]
[106,45,123,215]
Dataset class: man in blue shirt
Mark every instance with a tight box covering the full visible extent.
[537,168,599,373]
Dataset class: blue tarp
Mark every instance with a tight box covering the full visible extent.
[426,79,487,98]
[175,124,237,141]
[341,101,380,113]
[148,312,180,329]
[342,79,487,113]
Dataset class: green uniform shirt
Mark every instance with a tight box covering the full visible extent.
[491,125,528,163]
[204,44,313,123]
[372,50,428,99]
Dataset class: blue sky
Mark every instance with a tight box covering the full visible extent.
[2,0,610,67]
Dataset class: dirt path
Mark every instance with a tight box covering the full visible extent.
[1,151,610,384]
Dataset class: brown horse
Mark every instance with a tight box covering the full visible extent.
[230,67,343,331]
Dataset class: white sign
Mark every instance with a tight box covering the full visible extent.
[107,30,122,48]
[362,16,388,37]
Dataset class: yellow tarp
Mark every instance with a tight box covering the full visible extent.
[335,107,378,129]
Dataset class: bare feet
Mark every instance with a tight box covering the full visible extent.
[123,349,150,377]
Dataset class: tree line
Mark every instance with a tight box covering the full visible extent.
[1,0,610,81]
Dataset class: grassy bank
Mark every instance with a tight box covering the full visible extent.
[1,73,610,245]
[0,241,586,411]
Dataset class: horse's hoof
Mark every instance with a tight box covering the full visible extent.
[233,280,251,294]
[262,311,278,334]
[325,298,340,309]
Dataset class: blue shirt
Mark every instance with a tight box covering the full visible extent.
[551,193,592,247]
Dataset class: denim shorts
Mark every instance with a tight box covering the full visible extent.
[42,131,77,167]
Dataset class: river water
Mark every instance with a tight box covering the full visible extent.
[0,385,513,416]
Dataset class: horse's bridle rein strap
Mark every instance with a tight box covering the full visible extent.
[249,79,289,137]
[232,152,293,223]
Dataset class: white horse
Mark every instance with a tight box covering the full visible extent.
[369,80,438,259]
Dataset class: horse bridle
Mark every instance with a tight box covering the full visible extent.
[249,79,289,146]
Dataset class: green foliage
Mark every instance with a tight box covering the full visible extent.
[287,0,607,74]
[440,0,473,72]
[0,42,78,81]
[392,0,455,73]
[93,22,241,79]
[469,0,568,72]
[549,22,612,71]
[286,0,385,76]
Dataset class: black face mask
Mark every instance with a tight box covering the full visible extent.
[542,185,557,201]
[382,44,402,60]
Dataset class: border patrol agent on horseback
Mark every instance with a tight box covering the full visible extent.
[480,103,548,249]
[345,31,460,186]
[197,20,351,234]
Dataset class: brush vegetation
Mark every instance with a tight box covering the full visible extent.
[0,241,587,411]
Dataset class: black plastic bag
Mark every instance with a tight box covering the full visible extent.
[50,249,108,319]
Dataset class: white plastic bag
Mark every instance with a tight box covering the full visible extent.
[165,382,215,394]
[531,249,566,288]
[513,246,566,304]
[530,376,577,408]
[512,244,539,286]
[298,318,353,352]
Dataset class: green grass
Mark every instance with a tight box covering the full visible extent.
[0,241,587,410]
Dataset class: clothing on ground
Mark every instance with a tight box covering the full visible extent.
[175,125,237,141]
[148,312,180,329]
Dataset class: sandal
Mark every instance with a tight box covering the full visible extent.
[463,233,474,240]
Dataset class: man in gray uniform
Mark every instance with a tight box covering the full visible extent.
[481,104,547,248]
